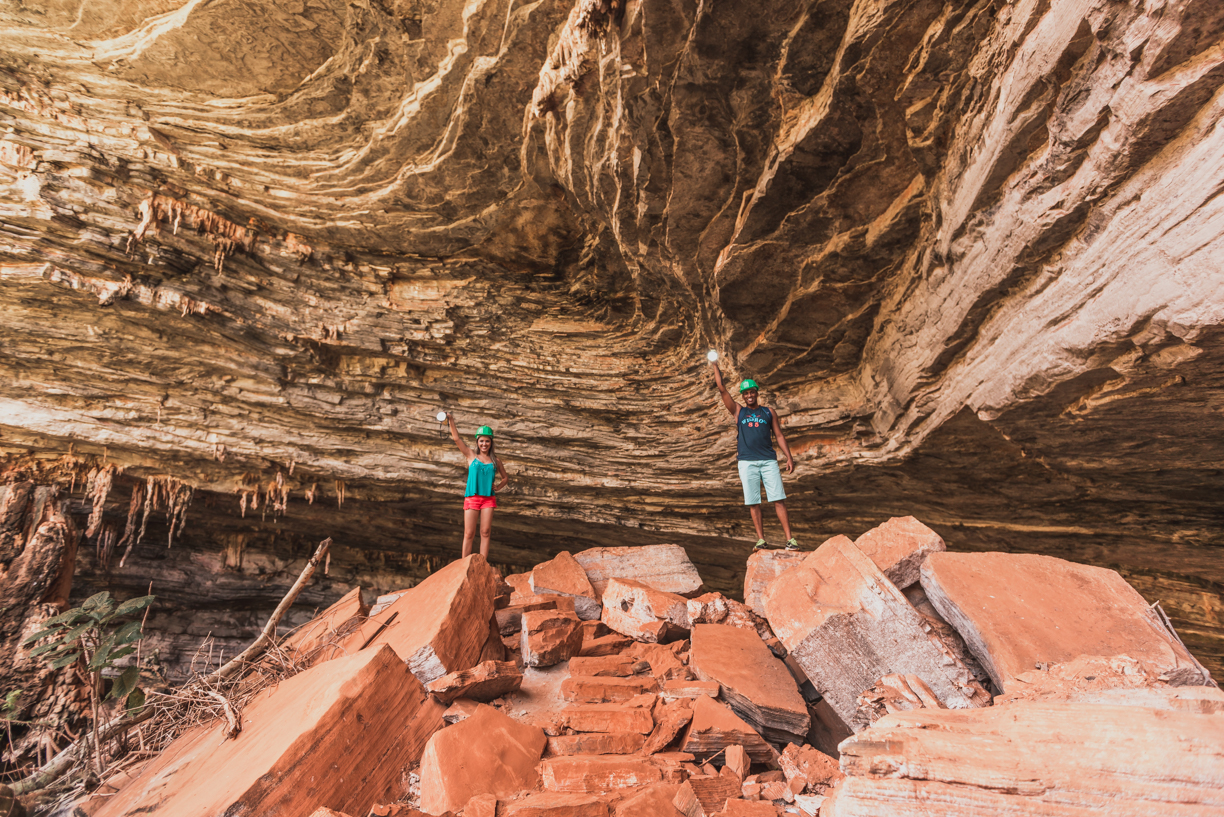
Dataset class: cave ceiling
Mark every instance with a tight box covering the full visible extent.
[1,0,1223,672]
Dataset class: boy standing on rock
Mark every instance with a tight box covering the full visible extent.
[710,361,798,551]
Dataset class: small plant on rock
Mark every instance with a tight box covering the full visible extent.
[21,592,154,772]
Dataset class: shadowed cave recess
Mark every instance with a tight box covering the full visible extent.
[1,0,1223,682]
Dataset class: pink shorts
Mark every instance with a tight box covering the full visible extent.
[463,495,497,510]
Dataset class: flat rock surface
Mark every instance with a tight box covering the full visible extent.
[95,646,443,817]
[688,623,809,744]
[920,552,1212,691]
[827,700,1224,816]
[743,551,807,617]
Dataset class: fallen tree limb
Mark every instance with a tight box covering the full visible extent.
[11,706,154,795]
[206,537,332,682]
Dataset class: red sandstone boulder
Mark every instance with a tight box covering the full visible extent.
[660,680,720,701]
[603,577,691,642]
[777,743,843,794]
[547,731,646,756]
[569,654,636,677]
[763,536,988,728]
[360,554,501,683]
[540,755,663,793]
[505,792,610,816]
[95,646,444,817]
[919,551,1213,691]
[852,516,945,589]
[522,608,584,667]
[579,632,635,656]
[614,783,684,816]
[643,697,695,754]
[742,551,806,617]
[426,659,523,704]
[531,551,603,620]
[680,695,776,765]
[496,594,574,635]
[562,674,660,703]
[626,641,689,680]
[673,776,742,817]
[689,623,809,745]
[825,699,1224,816]
[574,544,704,597]
[418,703,547,814]
[562,701,655,734]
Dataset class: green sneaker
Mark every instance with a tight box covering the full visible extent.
[752,538,769,551]
[784,538,800,551]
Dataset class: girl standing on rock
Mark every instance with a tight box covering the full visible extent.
[445,413,509,558]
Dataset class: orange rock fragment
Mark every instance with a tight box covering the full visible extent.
[541,755,663,793]
[568,655,636,677]
[523,608,585,667]
[673,776,742,817]
[680,695,776,765]
[562,674,660,702]
[418,704,546,814]
[427,659,523,704]
[563,702,655,734]
[613,782,684,816]
[531,550,602,620]
[603,578,691,643]
[547,731,646,756]
[505,791,611,816]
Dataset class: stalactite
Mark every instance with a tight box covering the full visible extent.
[117,486,144,568]
[83,464,117,539]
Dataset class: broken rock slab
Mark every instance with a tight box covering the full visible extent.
[562,674,660,703]
[764,535,988,729]
[95,646,444,817]
[673,776,742,817]
[504,791,610,817]
[548,731,646,756]
[852,516,945,589]
[852,673,944,730]
[360,554,501,684]
[522,608,584,668]
[742,550,806,617]
[418,703,547,814]
[569,655,636,677]
[680,695,776,765]
[531,551,602,621]
[688,623,809,745]
[614,783,683,816]
[826,699,1224,816]
[602,578,691,643]
[427,659,523,704]
[574,545,704,598]
[919,551,1214,692]
[777,743,843,794]
[496,594,573,636]
[540,755,663,793]
[563,701,655,734]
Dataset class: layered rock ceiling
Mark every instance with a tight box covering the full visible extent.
[1,0,1223,673]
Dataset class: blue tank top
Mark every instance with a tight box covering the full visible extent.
[737,406,776,462]
[465,459,497,497]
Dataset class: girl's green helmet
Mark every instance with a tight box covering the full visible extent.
[739,379,759,393]
[474,425,494,440]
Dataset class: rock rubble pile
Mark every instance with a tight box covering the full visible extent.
[84,517,1221,817]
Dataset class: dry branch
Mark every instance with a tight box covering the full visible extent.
[207,537,332,682]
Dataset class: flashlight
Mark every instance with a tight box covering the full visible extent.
[707,349,719,362]
[436,411,447,422]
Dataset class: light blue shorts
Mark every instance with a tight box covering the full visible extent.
[738,460,786,505]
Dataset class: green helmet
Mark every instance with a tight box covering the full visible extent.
[739,379,759,393]
[474,425,494,440]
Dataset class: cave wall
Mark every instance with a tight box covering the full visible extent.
[1,0,1222,676]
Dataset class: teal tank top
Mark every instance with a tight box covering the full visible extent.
[465,459,497,497]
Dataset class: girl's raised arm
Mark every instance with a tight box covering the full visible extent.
[446,413,475,461]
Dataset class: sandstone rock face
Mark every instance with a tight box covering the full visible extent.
[920,552,1213,690]
[852,517,944,589]
[688,623,810,745]
[418,704,547,814]
[573,546,704,598]
[764,536,988,728]
[530,551,602,621]
[96,646,443,817]
[0,0,1222,681]
[362,554,501,684]
[826,700,1224,816]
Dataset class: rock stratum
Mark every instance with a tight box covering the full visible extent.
[0,0,1223,678]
